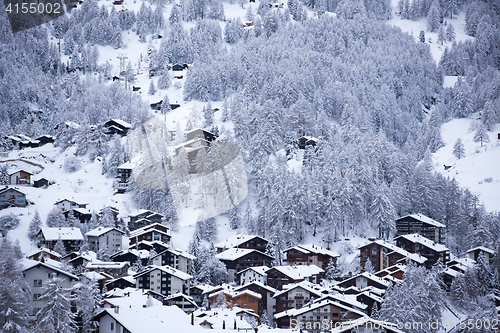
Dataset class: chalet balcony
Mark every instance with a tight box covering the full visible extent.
[295,296,304,300]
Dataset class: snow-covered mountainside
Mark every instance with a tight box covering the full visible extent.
[433,118,500,212]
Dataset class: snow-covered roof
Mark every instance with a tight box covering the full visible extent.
[135,265,193,281]
[109,118,132,129]
[21,259,78,280]
[395,233,449,252]
[315,293,368,311]
[215,234,267,250]
[102,291,163,310]
[86,227,124,237]
[128,209,152,217]
[234,280,278,294]
[87,261,129,269]
[27,247,62,259]
[359,240,428,264]
[54,199,87,206]
[8,169,33,175]
[399,213,446,228]
[284,244,340,257]
[191,284,214,293]
[73,207,91,215]
[208,288,262,300]
[80,271,107,281]
[40,227,84,241]
[467,246,494,254]
[237,265,269,276]
[273,280,327,298]
[299,136,318,142]
[274,299,366,319]
[215,248,254,261]
[118,161,133,170]
[105,275,136,286]
[155,248,196,260]
[269,265,324,280]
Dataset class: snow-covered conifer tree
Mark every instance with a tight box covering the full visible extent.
[446,24,455,42]
[473,124,490,147]
[75,278,101,333]
[148,80,157,95]
[54,237,66,256]
[452,138,465,159]
[28,210,42,241]
[437,25,446,45]
[0,238,31,332]
[364,257,375,273]
[36,275,76,333]
[370,183,396,239]
[426,0,440,32]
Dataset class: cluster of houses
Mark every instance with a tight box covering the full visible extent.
[19,198,498,333]
[4,134,55,150]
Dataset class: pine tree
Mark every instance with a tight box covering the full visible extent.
[453,138,465,159]
[364,257,375,273]
[75,278,101,333]
[215,291,229,309]
[446,24,455,42]
[160,94,171,114]
[36,275,76,333]
[370,183,396,240]
[437,25,446,45]
[0,238,31,333]
[100,207,115,227]
[157,73,171,90]
[148,80,156,95]
[371,302,380,319]
[426,0,440,32]
[473,124,490,147]
[325,258,338,280]
[0,165,9,185]
[54,237,66,256]
[28,210,42,241]
[419,30,425,43]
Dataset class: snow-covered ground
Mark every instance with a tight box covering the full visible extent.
[432,118,500,212]
[386,0,473,64]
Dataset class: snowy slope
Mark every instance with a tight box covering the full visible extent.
[432,118,500,212]
[386,0,473,64]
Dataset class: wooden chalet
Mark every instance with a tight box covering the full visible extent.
[215,248,273,283]
[395,213,446,243]
[215,234,269,253]
[266,265,324,291]
[129,223,171,246]
[298,136,318,149]
[35,135,55,146]
[234,281,277,317]
[33,178,49,188]
[0,186,27,209]
[272,281,325,314]
[9,170,32,185]
[105,276,136,291]
[283,244,339,271]
[394,233,450,268]
[358,239,427,272]
[128,209,164,231]
[163,293,198,312]
[37,227,84,253]
[467,246,494,265]
[104,119,132,136]
[274,299,365,331]
[336,272,392,291]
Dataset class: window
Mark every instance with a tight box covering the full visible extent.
[372,249,377,254]
[111,322,114,331]
[34,279,42,287]
[249,297,255,302]
[33,294,42,301]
